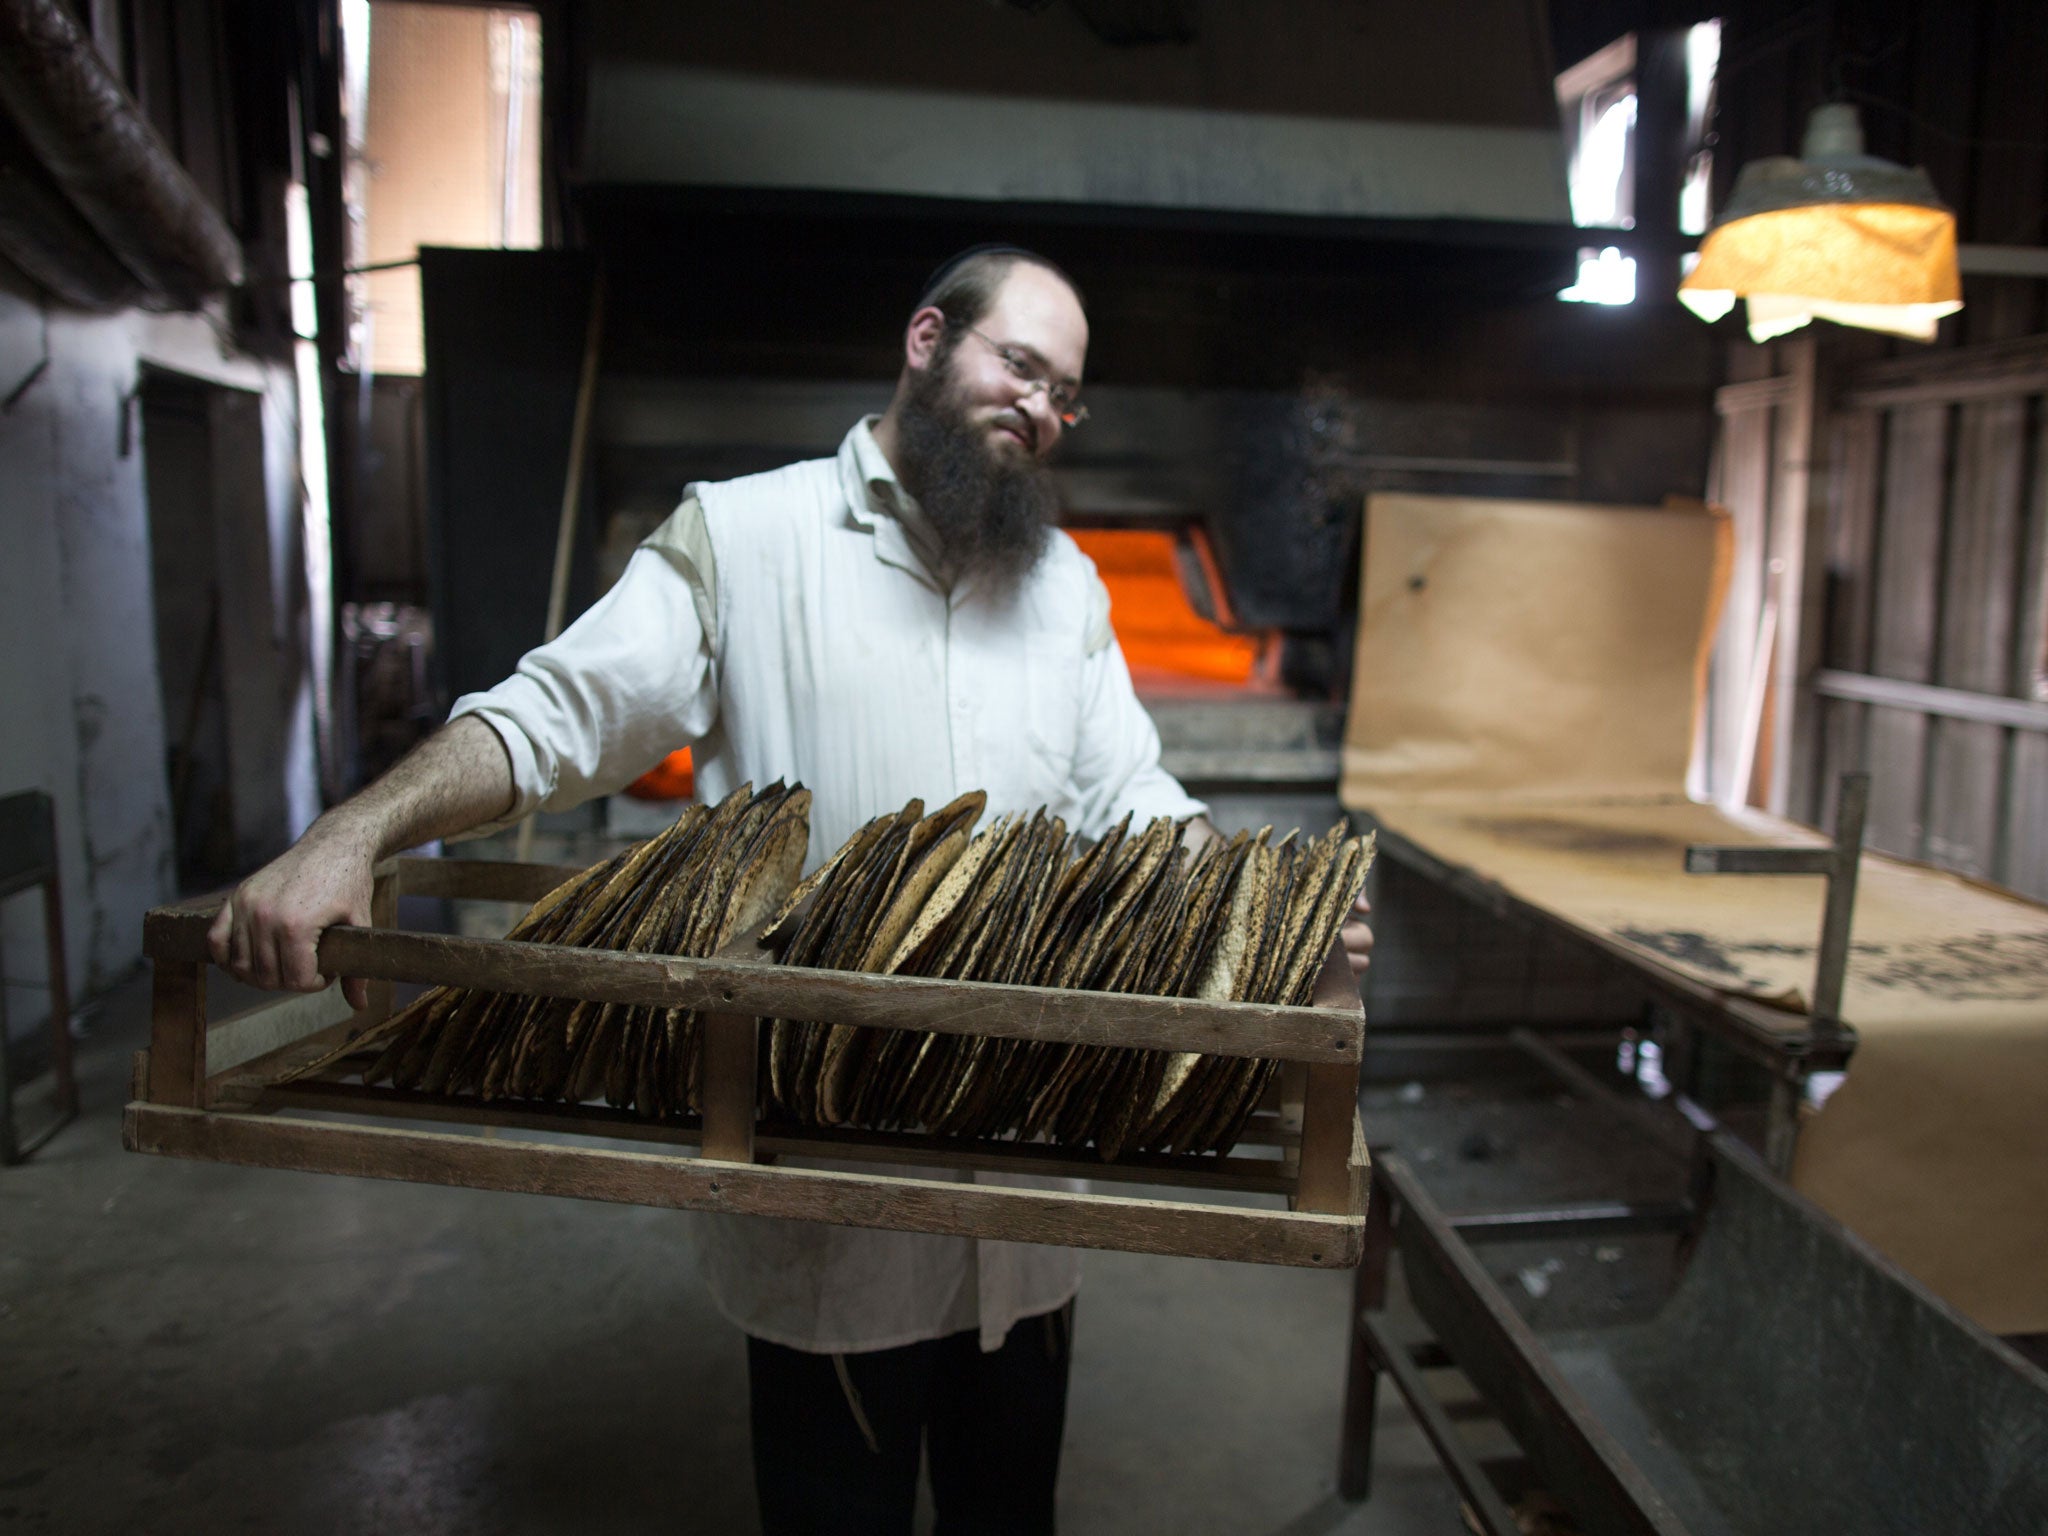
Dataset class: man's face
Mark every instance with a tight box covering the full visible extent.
[894,265,1088,593]
[938,263,1089,465]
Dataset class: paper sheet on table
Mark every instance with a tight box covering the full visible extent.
[1341,492,2048,1336]
[1341,492,1730,806]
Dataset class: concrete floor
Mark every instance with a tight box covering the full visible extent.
[1,964,1473,1536]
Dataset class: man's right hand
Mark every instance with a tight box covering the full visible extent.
[206,825,375,1009]
[202,715,521,1008]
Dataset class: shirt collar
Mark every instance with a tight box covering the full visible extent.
[837,415,953,590]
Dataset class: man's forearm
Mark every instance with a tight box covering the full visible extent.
[208,715,518,996]
[308,714,519,859]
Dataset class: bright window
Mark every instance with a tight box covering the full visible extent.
[343,2,543,376]
[1555,35,1638,306]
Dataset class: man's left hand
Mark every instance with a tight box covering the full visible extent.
[1341,890,1374,979]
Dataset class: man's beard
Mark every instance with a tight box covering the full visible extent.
[895,353,1058,594]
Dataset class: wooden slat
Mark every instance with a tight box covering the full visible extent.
[1714,376,1797,414]
[1817,409,1883,828]
[1836,337,2048,411]
[1709,397,1775,803]
[363,868,399,1025]
[1769,335,1824,821]
[698,1012,756,1163]
[1825,411,1883,672]
[1865,707,1936,861]
[140,913,1363,1065]
[2009,734,2048,901]
[2022,401,2048,704]
[218,1078,1302,1195]
[1348,1108,1371,1223]
[1841,370,2048,411]
[1927,399,2027,877]
[1296,942,1363,1214]
[147,962,205,1109]
[1940,400,2026,682]
[2009,405,2048,900]
[124,1104,1362,1267]
[1872,403,1949,684]
[206,984,355,1077]
[1817,698,1868,834]
[384,855,592,903]
[1865,402,1949,859]
[1813,670,2048,732]
[1296,1063,1358,1215]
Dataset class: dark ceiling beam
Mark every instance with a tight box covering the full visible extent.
[0,0,243,309]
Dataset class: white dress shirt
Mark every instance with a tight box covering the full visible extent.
[451,417,1205,1352]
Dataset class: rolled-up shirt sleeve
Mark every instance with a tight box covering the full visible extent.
[1067,571,1208,837]
[448,537,718,836]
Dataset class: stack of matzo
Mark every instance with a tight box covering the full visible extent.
[288,782,809,1118]
[288,785,1372,1159]
[761,794,1373,1159]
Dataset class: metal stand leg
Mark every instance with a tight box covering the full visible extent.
[1338,1164,1396,1501]
[1764,1071,1802,1176]
[1685,772,1870,1163]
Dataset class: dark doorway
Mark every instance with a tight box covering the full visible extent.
[143,373,233,887]
[141,371,287,889]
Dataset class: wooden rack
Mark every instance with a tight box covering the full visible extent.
[126,855,1369,1267]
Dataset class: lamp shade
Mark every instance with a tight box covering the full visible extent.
[1679,104,1962,342]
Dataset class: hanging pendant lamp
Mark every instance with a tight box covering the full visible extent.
[1679,103,1962,343]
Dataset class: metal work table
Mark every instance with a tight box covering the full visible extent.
[1354,802,1862,1174]
[1337,1049,2048,1535]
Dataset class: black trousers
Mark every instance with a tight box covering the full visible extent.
[747,1302,1074,1536]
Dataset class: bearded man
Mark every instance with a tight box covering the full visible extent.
[209,245,1370,1534]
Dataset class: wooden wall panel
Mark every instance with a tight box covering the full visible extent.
[1824,411,1883,671]
[1817,411,1882,829]
[1706,397,1777,803]
[1817,698,1866,832]
[1926,400,2026,876]
[2015,401,2048,710]
[2006,405,2048,898]
[1712,2,2048,894]
[1962,0,2048,342]
[1864,403,1950,858]
[1771,339,1825,821]
[2008,735,2048,898]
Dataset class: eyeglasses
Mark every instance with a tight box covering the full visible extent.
[965,326,1089,428]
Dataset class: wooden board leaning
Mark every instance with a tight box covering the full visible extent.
[125,855,1370,1267]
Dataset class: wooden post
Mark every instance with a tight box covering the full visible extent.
[147,960,207,1108]
[1337,1162,1398,1500]
[698,1011,758,1164]
[1277,1059,1307,1132]
[360,866,401,1026]
[1296,940,1364,1216]
[1295,1063,1358,1215]
[1769,334,1831,823]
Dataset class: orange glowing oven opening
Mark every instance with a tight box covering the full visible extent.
[627,747,695,801]
[1066,526,1274,691]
